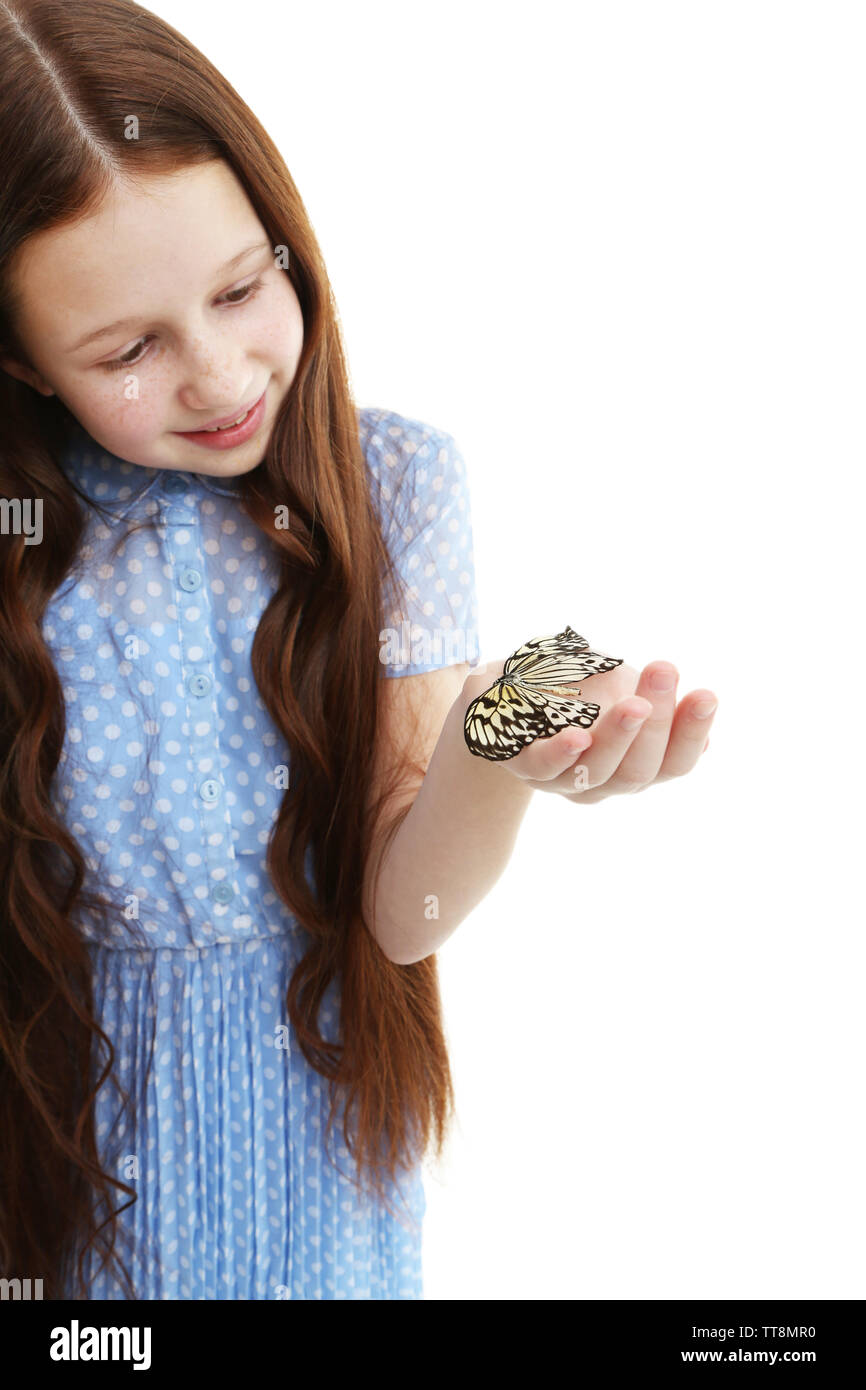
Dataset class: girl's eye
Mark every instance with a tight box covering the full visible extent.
[220,275,264,306]
[100,275,266,372]
[102,335,155,371]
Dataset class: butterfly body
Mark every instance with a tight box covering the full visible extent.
[464,625,624,762]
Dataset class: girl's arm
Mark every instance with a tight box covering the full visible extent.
[364,663,535,965]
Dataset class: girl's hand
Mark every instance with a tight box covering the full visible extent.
[460,659,717,803]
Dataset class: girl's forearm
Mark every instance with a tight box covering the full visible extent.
[370,694,535,964]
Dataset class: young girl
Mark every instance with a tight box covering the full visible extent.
[0,0,717,1300]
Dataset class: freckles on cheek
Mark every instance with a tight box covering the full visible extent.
[263,288,304,362]
[89,378,165,443]
[269,323,300,366]
[264,320,303,376]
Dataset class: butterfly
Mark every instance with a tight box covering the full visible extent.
[463,624,624,762]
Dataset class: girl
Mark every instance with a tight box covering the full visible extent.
[0,0,717,1300]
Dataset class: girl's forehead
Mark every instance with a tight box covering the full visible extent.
[20,159,247,268]
[11,160,266,343]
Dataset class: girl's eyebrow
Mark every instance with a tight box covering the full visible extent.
[67,239,272,353]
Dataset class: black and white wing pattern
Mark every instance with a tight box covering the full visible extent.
[463,624,624,761]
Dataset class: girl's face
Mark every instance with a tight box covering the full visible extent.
[0,159,304,478]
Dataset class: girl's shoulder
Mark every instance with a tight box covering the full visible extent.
[357,403,457,455]
[356,406,480,670]
[356,404,468,518]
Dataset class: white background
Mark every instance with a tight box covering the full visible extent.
[156,0,864,1298]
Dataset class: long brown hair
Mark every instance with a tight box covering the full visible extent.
[0,0,453,1299]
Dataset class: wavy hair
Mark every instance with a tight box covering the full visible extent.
[0,0,453,1299]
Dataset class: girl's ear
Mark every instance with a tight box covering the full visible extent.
[0,354,55,396]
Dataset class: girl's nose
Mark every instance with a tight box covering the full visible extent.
[177,337,252,413]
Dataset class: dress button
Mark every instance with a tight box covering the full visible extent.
[187,672,212,697]
[211,883,234,904]
[163,473,189,494]
[199,779,221,803]
[179,568,202,591]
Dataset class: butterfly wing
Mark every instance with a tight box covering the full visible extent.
[505,624,622,688]
[503,624,589,675]
[464,625,623,761]
[463,679,602,762]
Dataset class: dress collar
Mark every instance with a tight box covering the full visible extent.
[59,419,244,515]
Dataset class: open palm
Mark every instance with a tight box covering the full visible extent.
[461,657,718,803]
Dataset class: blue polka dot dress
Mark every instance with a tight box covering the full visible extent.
[45,406,480,1299]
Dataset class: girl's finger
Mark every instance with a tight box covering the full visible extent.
[560,696,654,791]
[655,694,718,779]
[508,725,593,782]
[605,661,679,790]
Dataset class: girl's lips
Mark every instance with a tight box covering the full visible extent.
[173,390,267,449]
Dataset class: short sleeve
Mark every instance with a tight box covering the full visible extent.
[360,407,482,677]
